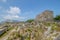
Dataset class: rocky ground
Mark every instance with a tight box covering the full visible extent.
[0,22,60,40]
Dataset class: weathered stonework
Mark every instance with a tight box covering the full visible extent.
[35,10,54,22]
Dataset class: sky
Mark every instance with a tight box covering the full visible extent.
[0,0,60,22]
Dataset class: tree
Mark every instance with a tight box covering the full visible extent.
[26,19,34,23]
[54,15,60,20]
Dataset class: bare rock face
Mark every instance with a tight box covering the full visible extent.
[35,10,54,22]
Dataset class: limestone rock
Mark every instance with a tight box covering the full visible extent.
[35,10,54,22]
[54,35,60,40]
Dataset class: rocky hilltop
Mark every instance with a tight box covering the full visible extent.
[35,10,54,22]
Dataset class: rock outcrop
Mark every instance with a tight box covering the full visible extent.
[35,10,54,22]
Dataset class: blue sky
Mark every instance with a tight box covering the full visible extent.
[0,0,60,22]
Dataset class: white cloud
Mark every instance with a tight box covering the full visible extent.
[7,6,21,14]
[2,6,21,20]
[3,15,27,21]
[3,15,20,20]
[3,0,7,2]
[0,0,7,2]
[0,6,28,21]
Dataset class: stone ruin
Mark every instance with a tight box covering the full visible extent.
[35,10,54,22]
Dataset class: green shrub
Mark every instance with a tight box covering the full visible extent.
[54,15,60,20]
[26,19,34,23]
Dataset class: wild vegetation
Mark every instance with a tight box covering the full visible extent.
[6,22,60,40]
[54,15,60,20]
